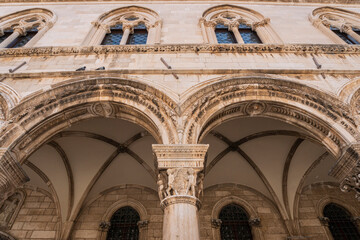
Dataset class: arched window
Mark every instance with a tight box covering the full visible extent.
[0,8,56,48]
[310,7,360,45]
[83,6,161,46]
[219,204,253,240]
[106,206,140,240]
[323,203,360,240]
[200,5,282,44]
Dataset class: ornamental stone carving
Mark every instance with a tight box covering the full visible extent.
[0,191,24,230]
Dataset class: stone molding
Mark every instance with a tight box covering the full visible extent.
[1,44,360,57]
[160,195,201,210]
[0,0,358,3]
[152,144,209,169]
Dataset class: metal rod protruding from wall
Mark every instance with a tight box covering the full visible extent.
[9,61,26,73]
[160,57,179,79]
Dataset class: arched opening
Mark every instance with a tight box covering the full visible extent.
[323,203,360,240]
[219,204,253,240]
[182,77,358,236]
[107,206,140,240]
[0,78,177,239]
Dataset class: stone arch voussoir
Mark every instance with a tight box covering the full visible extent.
[181,76,358,158]
[0,78,178,194]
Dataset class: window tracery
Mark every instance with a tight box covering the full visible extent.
[323,203,360,240]
[106,206,140,240]
[219,204,253,240]
[0,8,56,48]
[83,6,161,46]
[200,5,282,44]
[310,7,360,45]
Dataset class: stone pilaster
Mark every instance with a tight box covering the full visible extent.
[0,150,29,204]
[152,144,208,240]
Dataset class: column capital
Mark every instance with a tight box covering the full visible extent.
[152,144,209,170]
[153,144,208,202]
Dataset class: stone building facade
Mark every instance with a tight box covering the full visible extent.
[0,0,360,239]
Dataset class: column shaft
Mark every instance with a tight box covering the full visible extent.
[120,28,131,45]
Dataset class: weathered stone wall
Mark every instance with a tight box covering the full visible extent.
[8,188,59,240]
[71,185,162,240]
[199,184,288,240]
[298,183,360,240]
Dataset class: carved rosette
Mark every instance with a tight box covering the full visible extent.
[153,144,209,208]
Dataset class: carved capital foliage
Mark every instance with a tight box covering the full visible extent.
[153,144,208,202]
[99,221,111,232]
[137,220,149,229]
[318,216,330,226]
[248,218,261,227]
[211,219,222,228]
[251,18,270,30]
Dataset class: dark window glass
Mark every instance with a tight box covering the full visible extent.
[353,28,360,36]
[238,24,262,44]
[7,26,38,48]
[330,26,359,45]
[323,203,360,240]
[0,29,13,45]
[215,24,236,44]
[106,206,140,240]
[101,24,123,45]
[127,24,147,45]
[0,233,12,240]
[219,204,253,240]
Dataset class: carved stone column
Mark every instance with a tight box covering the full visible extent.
[153,144,209,240]
[0,27,23,48]
[329,144,360,200]
[120,24,133,45]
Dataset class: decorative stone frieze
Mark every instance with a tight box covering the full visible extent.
[1,44,360,57]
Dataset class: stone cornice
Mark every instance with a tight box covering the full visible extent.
[1,44,360,58]
[0,0,358,4]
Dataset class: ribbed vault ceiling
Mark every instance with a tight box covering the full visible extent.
[23,116,338,222]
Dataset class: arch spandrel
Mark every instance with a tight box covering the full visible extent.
[180,77,358,158]
[0,77,178,166]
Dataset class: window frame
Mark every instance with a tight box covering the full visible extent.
[199,4,282,44]
[83,6,161,46]
[0,8,56,48]
[310,7,360,45]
